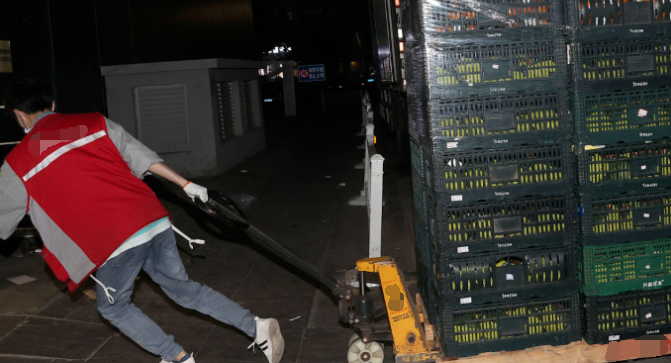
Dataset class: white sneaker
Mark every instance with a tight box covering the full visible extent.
[159,353,195,363]
[247,317,284,363]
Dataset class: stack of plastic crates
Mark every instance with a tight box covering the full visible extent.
[569,2,671,344]
[403,0,581,356]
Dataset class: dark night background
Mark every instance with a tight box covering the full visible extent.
[0,0,373,149]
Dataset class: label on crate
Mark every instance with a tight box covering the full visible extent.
[446,142,458,149]
[643,280,664,288]
[490,87,506,92]
[487,33,502,37]
[451,195,463,202]
[609,335,620,341]
[494,139,508,144]
[506,274,514,280]
[631,29,644,33]
[638,109,649,117]
[646,313,653,319]
[498,242,512,248]
[492,64,499,69]
[643,183,658,188]
[641,165,648,170]
[633,82,649,87]
[644,213,651,218]
[640,133,653,137]
[647,330,660,334]
[460,297,472,304]
[495,191,510,197]
[502,293,517,298]
[457,246,469,253]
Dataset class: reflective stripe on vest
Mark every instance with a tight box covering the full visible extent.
[22,130,107,182]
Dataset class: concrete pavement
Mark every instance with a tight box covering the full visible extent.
[0,107,417,363]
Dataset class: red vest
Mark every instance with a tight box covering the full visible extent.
[5,113,169,292]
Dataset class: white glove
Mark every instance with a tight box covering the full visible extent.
[183,182,209,202]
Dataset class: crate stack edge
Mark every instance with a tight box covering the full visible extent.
[404,0,580,356]
[571,0,671,345]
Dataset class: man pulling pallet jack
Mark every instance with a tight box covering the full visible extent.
[0,79,284,363]
[0,79,440,363]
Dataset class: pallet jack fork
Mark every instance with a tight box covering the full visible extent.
[197,191,441,363]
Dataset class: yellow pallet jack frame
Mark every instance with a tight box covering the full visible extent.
[198,190,670,363]
[198,191,441,363]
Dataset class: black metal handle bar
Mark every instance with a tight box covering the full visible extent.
[196,191,340,293]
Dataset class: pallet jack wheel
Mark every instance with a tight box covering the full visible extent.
[347,334,384,363]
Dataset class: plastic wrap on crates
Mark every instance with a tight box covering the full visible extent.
[579,238,671,297]
[428,40,567,96]
[429,245,578,306]
[410,136,426,176]
[413,170,430,224]
[573,85,671,144]
[421,141,574,203]
[436,294,581,356]
[577,140,671,198]
[579,189,671,246]
[417,258,442,327]
[568,0,671,41]
[428,193,577,258]
[582,287,671,344]
[401,0,567,43]
[406,39,569,144]
[415,216,432,266]
[420,90,571,148]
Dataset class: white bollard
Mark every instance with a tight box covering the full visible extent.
[348,122,385,258]
[368,154,384,258]
[356,97,367,137]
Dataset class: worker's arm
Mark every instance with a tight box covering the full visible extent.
[105,118,208,202]
[0,162,28,240]
[147,163,187,188]
[106,118,163,180]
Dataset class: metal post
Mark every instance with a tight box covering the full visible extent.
[368,153,384,258]
[282,61,297,117]
[348,123,375,207]
[356,96,367,136]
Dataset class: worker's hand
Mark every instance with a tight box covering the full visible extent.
[183,182,209,203]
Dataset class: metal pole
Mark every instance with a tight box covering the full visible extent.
[282,61,297,117]
[363,123,373,199]
[348,123,374,207]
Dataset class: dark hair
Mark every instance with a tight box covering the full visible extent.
[3,78,54,114]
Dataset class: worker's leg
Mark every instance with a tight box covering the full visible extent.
[142,228,256,338]
[95,241,185,362]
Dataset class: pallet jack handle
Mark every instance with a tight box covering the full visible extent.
[196,191,344,296]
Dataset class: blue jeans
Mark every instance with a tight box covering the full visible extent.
[95,228,256,361]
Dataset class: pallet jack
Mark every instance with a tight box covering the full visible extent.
[197,191,442,363]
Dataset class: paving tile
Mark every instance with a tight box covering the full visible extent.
[0,357,65,363]
[0,317,113,360]
[87,335,157,362]
[0,315,25,338]
[195,324,305,363]
[0,270,63,315]
[36,291,100,323]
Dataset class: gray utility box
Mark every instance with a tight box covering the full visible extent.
[102,58,266,177]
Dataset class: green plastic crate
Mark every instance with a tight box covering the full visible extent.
[579,238,671,297]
